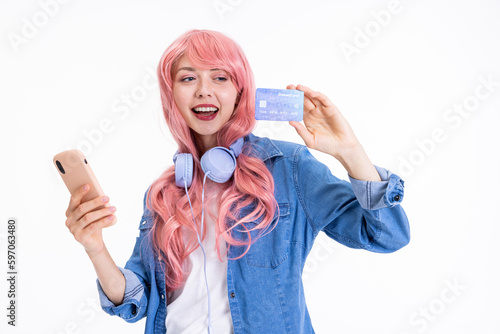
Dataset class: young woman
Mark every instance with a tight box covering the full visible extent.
[65,29,410,334]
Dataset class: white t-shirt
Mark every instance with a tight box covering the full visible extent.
[165,189,234,333]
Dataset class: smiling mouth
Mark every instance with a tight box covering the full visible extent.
[191,106,219,116]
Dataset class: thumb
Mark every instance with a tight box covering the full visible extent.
[289,121,314,147]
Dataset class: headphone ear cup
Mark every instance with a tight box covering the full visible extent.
[174,153,193,188]
[200,147,236,183]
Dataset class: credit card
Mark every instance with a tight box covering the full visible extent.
[255,88,304,121]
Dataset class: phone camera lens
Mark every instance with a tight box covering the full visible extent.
[55,160,66,174]
[84,159,88,164]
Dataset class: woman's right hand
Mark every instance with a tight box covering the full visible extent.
[65,184,117,258]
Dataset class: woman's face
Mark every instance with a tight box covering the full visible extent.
[171,55,240,150]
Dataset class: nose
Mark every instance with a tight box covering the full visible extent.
[195,77,213,97]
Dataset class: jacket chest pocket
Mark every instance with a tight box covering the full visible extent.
[245,203,291,268]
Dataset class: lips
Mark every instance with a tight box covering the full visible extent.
[191,104,219,121]
[191,104,219,115]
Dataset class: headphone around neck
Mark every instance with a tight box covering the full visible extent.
[172,136,244,188]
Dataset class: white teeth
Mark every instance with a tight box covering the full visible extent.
[193,107,218,112]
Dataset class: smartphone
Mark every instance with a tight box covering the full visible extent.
[53,149,109,211]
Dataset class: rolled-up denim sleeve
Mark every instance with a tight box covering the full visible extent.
[348,165,405,210]
[96,267,148,322]
[296,147,410,253]
[95,186,153,322]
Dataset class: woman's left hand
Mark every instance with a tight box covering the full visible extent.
[287,84,360,160]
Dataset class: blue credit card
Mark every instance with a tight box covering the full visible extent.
[255,88,304,121]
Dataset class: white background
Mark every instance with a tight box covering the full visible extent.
[1,0,499,333]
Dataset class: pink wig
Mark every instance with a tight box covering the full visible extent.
[147,29,277,292]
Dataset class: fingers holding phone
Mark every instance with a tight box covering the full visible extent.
[53,149,117,256]
[65,184,117,257]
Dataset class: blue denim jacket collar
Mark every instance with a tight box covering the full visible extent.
[244,133,282,161]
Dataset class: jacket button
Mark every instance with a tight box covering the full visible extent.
[230,292,235,298]
[161,294,165,299]
[142,221,146,225]
[394,195,401,201]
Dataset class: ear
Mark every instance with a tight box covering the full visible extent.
[235,93,241,105]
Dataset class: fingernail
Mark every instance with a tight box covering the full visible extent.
[83,184,89,191]
[108,206,116,212]
[102,196,109,203]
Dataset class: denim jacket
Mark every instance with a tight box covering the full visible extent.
[96,133,410,333]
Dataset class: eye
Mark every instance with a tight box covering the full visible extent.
[215,76,228,82]
[181,76,195,82]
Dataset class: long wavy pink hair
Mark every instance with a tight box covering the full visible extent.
[146,29,277,293]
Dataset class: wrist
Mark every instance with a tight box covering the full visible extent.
[336,142,364,172]
[86,244,107,262]
[337,143,381,182]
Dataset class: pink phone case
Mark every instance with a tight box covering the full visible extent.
[53,149,109,210]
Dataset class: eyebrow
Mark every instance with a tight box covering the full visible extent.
[176,67,225,73]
